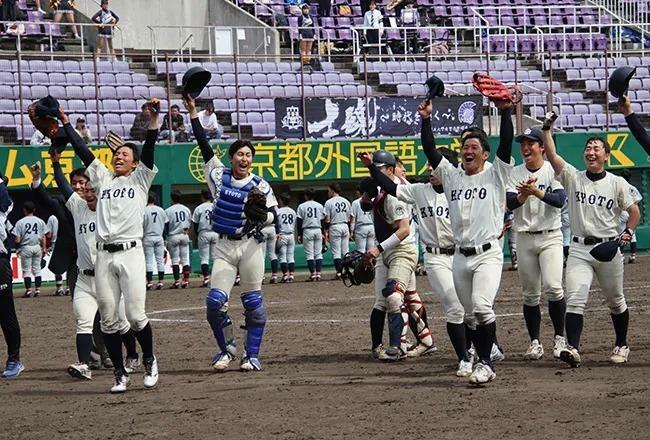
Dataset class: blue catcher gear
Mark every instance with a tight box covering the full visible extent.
[206,288,236,356]
[212,169,262,235]
[241,291,267,358]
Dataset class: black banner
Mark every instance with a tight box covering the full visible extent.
[274,96,483,139]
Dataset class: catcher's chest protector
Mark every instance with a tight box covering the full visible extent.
[373,191,398,242]
[211,169,261,235]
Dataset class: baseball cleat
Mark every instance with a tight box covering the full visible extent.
[469,361,496,385]
[378,346,406,362]
[553,335,567,359]
[524,339,544,360]
[64,288,70,296]
[67,363,92,380]
[146,283,153,291]
[110,373,129,393]
[334,273,341,280]
[211,352,235,372]
[180,280,189,289]
[315,274,321,282]
[280,274,288,283]
[1,360,24,378]
[170,281,180,289]
[23,290,32,298]
[610,346,630,364]
[288,275,295,283]
[88,357,102,370]
[124,356,141,374]
[54,288,65,296]
[33,289,40,297]
[234,276,241,286]
[456,359,473,377]
[101,353,114,369]
[468,347,477,364]
[269,275,277,284]
[306,274,316,282]
[491,343,505,362]
[156,282,164,290]
[240,357,262,371]
[202,278,210,288]
[559,346,581,368]
[143,357,159,389]
[372,344,386,360]
[406,343,437,358]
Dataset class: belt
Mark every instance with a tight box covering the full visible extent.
[218,233,244,241]
[425,246,455,256]
[458,242,492,257]
[279,232,294,236]
[97,241,137,253]
[572,236,616,245]
[82,269,95,276]
[522,229,558,235]
[303,226,321,230]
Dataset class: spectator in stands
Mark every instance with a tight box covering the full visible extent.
[34,0,45,14]
[30,130,51,147]
[363,1,383,52]
[92,0,120,60]
[53,0,80,39]
[161,105,189,142]
[318,0,331,17]
[75,117,92,144]
[298,4,315,66]
[0,0,22,29]
[197,102,223,140]
[400,0,420,54]
[130,103,151,141]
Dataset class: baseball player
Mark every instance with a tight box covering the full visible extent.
[193,189,218,287]
[0,171,23,378]
[45,151,139,381]
[506,126,567,360]
[620,95,650,155]
[324,183,351,280]
[276,193,296,283]
[65,102,160,393]
[143,193,168,290]
[358,151,418,362]
[297,188,325,282]
[420,99,514,385]
[502,210,517,271]
[165,191,192,289]
[542,120,640,367]
[45,213,65,296]
[184,96,277,372]
[350,186,375,253]
[617,170,641,264]
[13,201,47,298]
[561,197,571,266]
[261,221,279,284]
[363,150,474,374]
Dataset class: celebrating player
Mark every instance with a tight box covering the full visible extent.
[420,99,514,385]
[184,95,277,372]
[324,183,351,280]
[350,184,375,253]
[276,193,297,283]
[193,189,218,287]
[143,193,168,290]
[542,117,640,367]
[165,191,192,289]
[13,201,47,298]
[507,127,567,360]
[297,188,325,282]
[66,102,161,393]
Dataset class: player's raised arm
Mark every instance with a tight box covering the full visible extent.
[358,152,397,196]
[60,108,95,167]
[418,100,443,169]
[496,104,514,163]
[184,95,215,163]
[50,151,74,201]
[619,96,650,156]
[541,113,565,175]
[141,99,161,170]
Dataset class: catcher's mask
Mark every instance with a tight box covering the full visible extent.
[340,250,375,287]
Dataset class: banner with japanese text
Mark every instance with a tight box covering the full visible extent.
[274,96,483,139]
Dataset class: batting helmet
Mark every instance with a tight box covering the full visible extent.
[608,66,636,99]
[425,75,445,101]
[182,66,212,99]
[372,150,396,167]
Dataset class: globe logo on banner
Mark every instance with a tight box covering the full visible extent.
[458,101,477,125]
[282,106,303,130]
[187,145,228,183]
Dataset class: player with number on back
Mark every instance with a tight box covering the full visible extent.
[297,188,326,282]
[143,193,168,290]
[324,183,352,280]
[542,115,640,367]
[350,185,375,253]
[261,219,279,284]
[183,95,278,372]
[193,189,218,288]
[13,202,47,298]
[276,193,297,283]
[165,191,192,289]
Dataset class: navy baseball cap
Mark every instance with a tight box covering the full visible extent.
[515,126,544,144]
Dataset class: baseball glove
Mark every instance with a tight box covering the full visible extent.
[28,103,59,139]
[340,251,375,287]
[353,253,376,284]
[244,187,268,224]
[472,73,521,106]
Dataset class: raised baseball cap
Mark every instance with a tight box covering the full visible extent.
[515,126,544,144]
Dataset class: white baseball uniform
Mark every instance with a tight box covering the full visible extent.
[165,203,191,267]
[277,206,297,264]
[324,195,352,260]
[143,204,167,274]
[261,224,277,265]
[13,215,46,278]
[507,161,564,307]
[47,214,59,248]
[193,201,218,265]
[618,184,642,243]
[350,197,375,253]
[87,159,157,334]
[297,200,325,261]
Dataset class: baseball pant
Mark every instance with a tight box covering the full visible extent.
[74,273,130,334]
[143,236,166,273]
[0,255,20,362]
[277,233,295,264]
[329,223,350,260]
[452,243,503,327]
[262,225,277,262]
[198,231,219,265]
[95,242,148,334]
[210,236,264,307]
[517,230,564,306]
[302,228,323,260]
[372,245,418,313]
[424,252,464,324]
[19,245,42,278]
[354,224,375,253]
[167,233,190,266]
[565,242,627,315]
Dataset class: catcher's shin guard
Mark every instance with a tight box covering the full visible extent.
[206,288,236,356]
[241,291,267,358]
[404,290,433,347]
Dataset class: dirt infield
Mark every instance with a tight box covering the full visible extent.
[2,258,650,440]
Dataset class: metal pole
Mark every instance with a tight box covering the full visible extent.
[486,49,492,136]
[514,51,522,134]
[547,50,554,113]
[165,52,173,144]
[300,54,307,141]
[17,51,24,146]
[604,46,610,132]
[364,53,369,139]
[93,55,100,144]
[234,53,242,140]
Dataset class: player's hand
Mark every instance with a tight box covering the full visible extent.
[618,96,633,116]
[182,94,196,114]
[30,162,41,181]
[619,228,633,243]
[357,152,372,167]
[57,107,69,125]
[50,149,62,164]
[367,246,381,258]
[516,177,540,199]
[417,100,432,119]
[146,98,161,116]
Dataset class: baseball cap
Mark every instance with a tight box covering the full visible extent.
[515,126,544,144]
[76,117,85,123]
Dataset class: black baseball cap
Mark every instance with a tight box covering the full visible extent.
[515,126,544,144]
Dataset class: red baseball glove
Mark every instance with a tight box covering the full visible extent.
[472,73,521,106]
